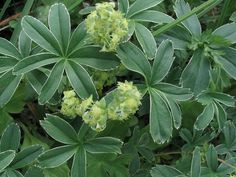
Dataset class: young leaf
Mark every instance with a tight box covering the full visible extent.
[213,23,236,44]
[39,60,65,104]
[21,16,62,55]
[67,21,87,55]
[153,83,193,101]
[130,10,174,24]
[150,165,184,177]
[69,46,120,71]
[0,150,15,172]
[151,40,174,84]
[0,38,21,60]
[0,123,21,152]
[0,71,22,108]
[48,3,71,53]
[40,114,79,144]
[116,42,152,82]
[13,53,59,75]
[9,145,43,169]
[149,89,172,143]
[181,50,210,94]
[127,0,163,18]
[206,145,218,171]
[84,137,123,154]
[191,147,201,177]
[38,145,77,168]
[118,0,129,15]
[71,147,86,177]
[174,0,201,36]
[194,103,215,130]
[65,60,98,99]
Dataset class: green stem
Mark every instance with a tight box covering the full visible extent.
[153,0,222,36]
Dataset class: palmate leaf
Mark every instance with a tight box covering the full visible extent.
[18,31,32,58]
[150,165,184,177]
[0,38,22,60]
[191,147,201,177]
[118,0,129,15]
[71,147,86,177]
[213,23,236,44]
[0,150,15,172]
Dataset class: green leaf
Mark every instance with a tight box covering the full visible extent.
[118,0,129,15]
[214,47,236,80]
[174,0,201,36]
[150,165,184,177]
[43,165,70,177]
[0,150,15,172]
[38,145,77,168]
[166,98,182,129]
[0,110,13,135]
[13,53,59,75]
[116,42,151,82]
[67,21,87,55]
[21,16,62,55]
[39,60,65,104]
[153,83,193,101]
[127,0,163,18]
[0,71,22,108]
[25,167,44,177]
[213,102,227,131]
[181,50,210,94]
[48,3,70,53]
[18,31,32,58]
[151,40,174,84]
[191,147,201,177]
[130,10,174,24]
[197,91,235,107]
[0,57,17,74]
[213,23,236,44]
[149,89,172,143]
[206,145,218,171]
[135,23,157,59]
[217,157,236,175]
[0,38,21,60]
[84,137,123,154]
[9,145,43,169]
[0,123,20,152]
[69,46,120,71]
[71,147,86,177]
[40,114,79,144]
[194,103,215,130]
[26,70,48,94]
[4,170,24,177]
[65,60,98,99]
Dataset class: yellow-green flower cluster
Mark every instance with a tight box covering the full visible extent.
[85,2,129,52]
[61,81,142,132]
[82,99,107,132]
[61,91,93,118]
[108,81,142,121]
[61,90,80,118]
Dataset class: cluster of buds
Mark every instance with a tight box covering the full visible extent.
[61,81,142,132]
[108,81,142,121]
[85,2,129,52]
